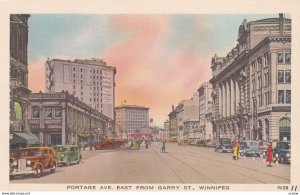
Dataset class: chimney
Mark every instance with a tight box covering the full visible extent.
[279,13,284,35]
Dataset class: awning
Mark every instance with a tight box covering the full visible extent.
[10,132,40,146]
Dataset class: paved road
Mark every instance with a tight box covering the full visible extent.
[10,142,290,184]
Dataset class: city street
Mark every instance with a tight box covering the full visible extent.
[10,142,290,184]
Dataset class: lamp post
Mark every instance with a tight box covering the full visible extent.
[89,107,92,150]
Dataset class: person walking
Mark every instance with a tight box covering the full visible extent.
[233,141,239,160]
[267,142,273,167]
[232,139,237,160]
[160,140,164,153]
[162,140,166,153]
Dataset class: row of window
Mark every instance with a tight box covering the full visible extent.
[278,70,291,83]
[32,107,62,119]
[277,52,291,64]
[278,90,291,104]
[252,71,270,90]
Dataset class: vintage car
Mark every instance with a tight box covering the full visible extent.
[259,141,270,155]
[54,145,81,166]
[94,141,118,150]
[239,140,260,157]
[9,147,57,179]
[178,140,189,146]
[130,140,141,149]
[273,141,291,164]
[214,138,233,153]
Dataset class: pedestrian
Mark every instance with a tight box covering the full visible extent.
[232,139,237,160]
[233,141,239,160]
[267,141,273,167]
[145,141,148,149]
[160,140,164,153]
[162,140,166,153]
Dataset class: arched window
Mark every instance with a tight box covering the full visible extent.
[14,102,22,120]
[279,118,290,141]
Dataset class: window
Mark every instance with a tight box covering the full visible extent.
[73,67,76,71]
[45,108,52,119]
[264,53,269,67]
[285,71,291,83]
[264,72,269,86]
[286,90,291,103]
[278,71,284,83]
[32,107,40,119]
[257,57,262,70]
[73,85,76,89]
[55,108,62,118]
[277,53,284,64]
[278,90,284,103]
[80,68,83,72]
[285,53,291,64]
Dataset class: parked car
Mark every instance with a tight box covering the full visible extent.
[54,145,81,166]
[9,147,57,179]
[259,141,269,155]
[94,141,118,150]
[273,141,291,164]
[130,140,141,149]
[178,140,189,146]
[239,140,260,157]
[215,138,233,153]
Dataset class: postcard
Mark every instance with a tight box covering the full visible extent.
[0,0,300,193]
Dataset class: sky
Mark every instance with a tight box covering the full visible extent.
[28,14,282,127]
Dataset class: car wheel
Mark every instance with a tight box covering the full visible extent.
[34,167,42,178]
[50,163,56,173]
[77,156,81,164]
[66,158,70,166]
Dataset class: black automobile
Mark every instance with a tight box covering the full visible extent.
[273,141,290,164]
[215,138,233,153]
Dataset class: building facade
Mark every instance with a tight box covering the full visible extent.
[210,14,291,142]
[168,106,178,140]
[10,14,31,132]
[28,91,114,146]
[45,58,116,120]
[168,93,199,141]
[115,105,149,139]
[184,120,200,140]
[197,82,213,141]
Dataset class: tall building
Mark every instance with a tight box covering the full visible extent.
[210,14,291,141]
[45,58,116,120]
[10,14,31,132]
[115,105,149,139]
[197,82,213,141]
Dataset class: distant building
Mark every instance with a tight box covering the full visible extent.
[10,14,31,132]
[28,91,113,146]
[197,82,213,141]
[115,105,149,139]
[45,58,116,120]
[210,14,291,141]
[168,93,199,141]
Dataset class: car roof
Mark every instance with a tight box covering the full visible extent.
[54,145,78,147]
[15,147,54,150]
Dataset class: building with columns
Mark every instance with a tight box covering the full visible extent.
[28,91,114,146]
[210,14,291,142]
[10,14,31,132]
[197,82,213,141]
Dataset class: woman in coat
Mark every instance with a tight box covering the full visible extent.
[267,142,273,167]
[233,141,239,160]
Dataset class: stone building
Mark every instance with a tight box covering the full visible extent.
[168,106,178,140]
[45,58,116,120]
[168,93,199,141]
[115,105,149,139]
[210,14,291,142]
[197,82,213,141]
[28,91,114,146]
[10,14,31,132]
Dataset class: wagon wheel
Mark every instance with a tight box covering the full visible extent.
[50,162,56,173]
